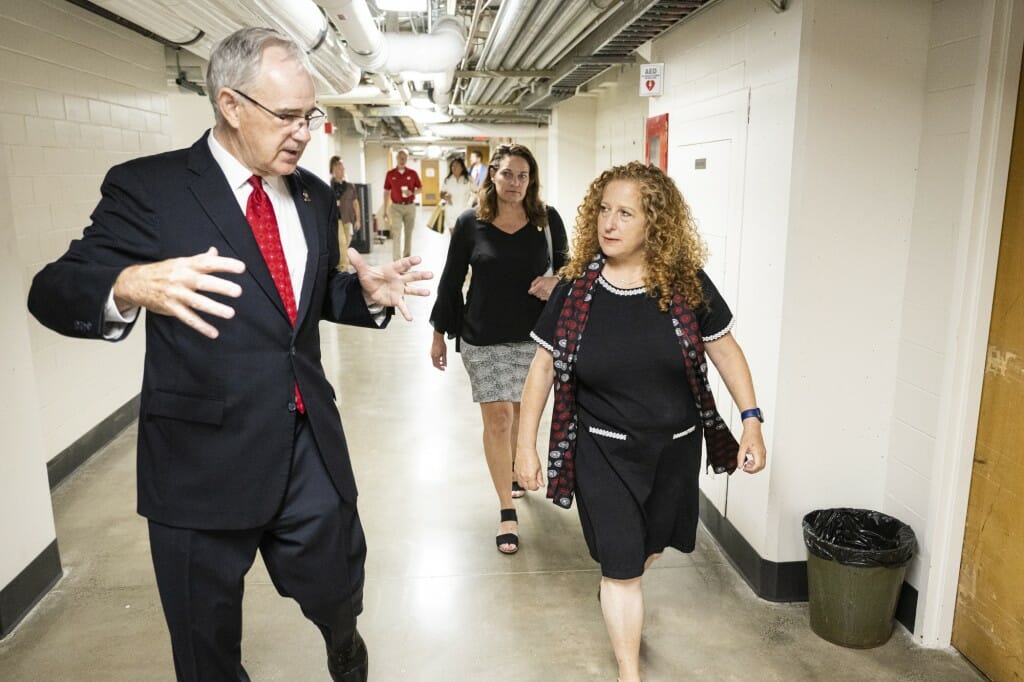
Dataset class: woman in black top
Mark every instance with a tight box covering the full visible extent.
[515,162,766,682]
[430,144,568,554]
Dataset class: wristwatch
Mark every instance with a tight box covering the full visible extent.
[740,407,764,423]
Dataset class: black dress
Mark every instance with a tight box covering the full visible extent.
[532,272,733,579]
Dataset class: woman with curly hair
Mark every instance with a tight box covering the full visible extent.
[515,161,766,681]
[431,143,568,554]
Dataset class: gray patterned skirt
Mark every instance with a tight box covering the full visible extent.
[459,339,536,403]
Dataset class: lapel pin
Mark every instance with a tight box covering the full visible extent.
[301,189,311,203]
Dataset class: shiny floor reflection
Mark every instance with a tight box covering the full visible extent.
[0,218,984,680]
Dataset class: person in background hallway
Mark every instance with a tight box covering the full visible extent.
[468,149,487,188]
[27,27,432,682]
[430,143,568,554]
[330,156,361,272]
[515,162,766,682]
[383,148,422,260]
[440,156,476,233]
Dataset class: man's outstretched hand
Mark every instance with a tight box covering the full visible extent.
[350,248,433,322]
[113,246,246,339]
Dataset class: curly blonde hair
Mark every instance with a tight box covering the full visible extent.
[563,162,708,311]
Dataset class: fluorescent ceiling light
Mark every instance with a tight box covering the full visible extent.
[376,0,428,11]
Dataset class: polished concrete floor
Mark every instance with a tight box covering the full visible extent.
[0,218,985,680]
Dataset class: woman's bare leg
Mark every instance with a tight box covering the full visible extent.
[480,401,516,550]
[600,576,643,682]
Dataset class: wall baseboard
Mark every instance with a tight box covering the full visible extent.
[46,395,139,489]
[698,491,917,633]
[0,540,62,638]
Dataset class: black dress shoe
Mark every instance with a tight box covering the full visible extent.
[327,630,369,682]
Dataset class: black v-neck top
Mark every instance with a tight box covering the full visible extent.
[430,206,568,346]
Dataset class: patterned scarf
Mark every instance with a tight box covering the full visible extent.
[546,254,740,509]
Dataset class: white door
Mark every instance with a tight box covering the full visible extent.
[666,91,749,515]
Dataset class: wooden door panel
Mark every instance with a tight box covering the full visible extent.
[952,62,1024,682]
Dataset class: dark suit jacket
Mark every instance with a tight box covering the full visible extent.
[28,132,388,530]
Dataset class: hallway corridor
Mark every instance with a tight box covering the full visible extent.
[0,230,984,681]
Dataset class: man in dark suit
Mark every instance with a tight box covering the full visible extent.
[27,27,430,682]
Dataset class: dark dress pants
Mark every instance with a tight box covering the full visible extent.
[148,415,366,681]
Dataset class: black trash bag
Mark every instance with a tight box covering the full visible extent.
[802,508,916,568]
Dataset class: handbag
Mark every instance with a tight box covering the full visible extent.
[426,203,445,234]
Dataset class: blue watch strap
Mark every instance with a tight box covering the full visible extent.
[741,407,764,423]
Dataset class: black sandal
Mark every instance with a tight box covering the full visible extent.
[511,481,526,499]
[496,508,519,554]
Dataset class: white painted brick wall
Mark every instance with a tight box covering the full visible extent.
[884,0,985,558]
[0,0,173,461]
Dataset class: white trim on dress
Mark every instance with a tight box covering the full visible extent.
[530,330,553,352]
[672,425,696,439]
[588,426,627,441]
[597,276,645,296]
[702,316,735,342]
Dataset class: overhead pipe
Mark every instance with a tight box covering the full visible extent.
[472,0,593,105]
[88,0,361,93]
[245,0,360,92]
[493,0,562,70]
[463,0,539,105]
[474,0,615,107]
[319,0,388,72]
[468,0,564,106]
[320,2,464,105]
[468,0,585,104]
[84,0,217,53]
[525,0,619,70]
[451,0,486,106]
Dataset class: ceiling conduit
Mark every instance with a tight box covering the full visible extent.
[472,0,585,106]
[473,0,616,109]
[86,0,217,53]
[246,0,360,92]
[319,1,465,108]
[483,0,618,108]
[78,0,361,93]
[462,0,538,106]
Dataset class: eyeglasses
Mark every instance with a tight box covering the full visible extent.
[232,89,327,131]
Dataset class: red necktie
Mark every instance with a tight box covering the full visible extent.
[246,175,304,413]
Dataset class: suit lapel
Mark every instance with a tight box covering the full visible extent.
[286,172,321,331]
[185,137,289,323]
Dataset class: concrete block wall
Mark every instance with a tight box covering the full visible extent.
[885,0,985,593]
[1,0,171,463]
[646,0,804,560]
[590,63,648,172]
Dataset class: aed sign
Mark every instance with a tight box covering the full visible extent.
[639,63,664,97]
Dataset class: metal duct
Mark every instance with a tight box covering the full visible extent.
[245,0,360,92]
[462,0,538,104]
[474,0,614,107]
[78,0,360,92]
[86,0,215,50]
[322,2,464,104]
[521,0,718,111]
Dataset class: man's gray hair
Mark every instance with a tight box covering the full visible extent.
[206,27,310,124]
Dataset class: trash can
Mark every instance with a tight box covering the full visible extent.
[802,508,917,648]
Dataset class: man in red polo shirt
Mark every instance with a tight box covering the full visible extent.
[383,149,422,260]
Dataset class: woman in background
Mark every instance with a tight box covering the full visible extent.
[516,162,766,681]
[431,144,568,554]
[440,156,476,233]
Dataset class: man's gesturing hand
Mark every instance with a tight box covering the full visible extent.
[113,247,246,339]
[350,248,433,322]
